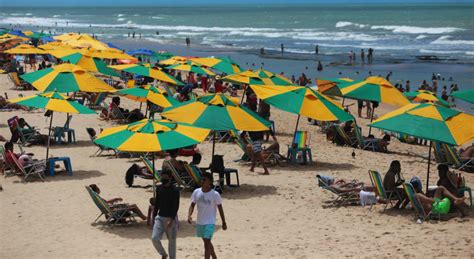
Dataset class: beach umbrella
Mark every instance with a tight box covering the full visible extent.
[369,102,474,192]
[316,77,354,96]
[20,63,115,93]
[126,48,155,56]
[59,52,120,77]
[160,56,189,66]
[28,32,53,41]
[109,63,183,85]
[161,93,271,155]
[451,90,474,104]
[223,69,293,86]
[404,90,450,106]
[191,56,242,75]
[153,51,174,61]
[165,62,216,76]
[9,91,96,160]
[249,84,353,136]
[115,85,178,108]
[4,44,47,54]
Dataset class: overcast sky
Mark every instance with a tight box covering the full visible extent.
[1,0,473,7]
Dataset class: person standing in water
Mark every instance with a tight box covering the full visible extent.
[186,37,191,47]
[315,45,319,55]
[361,49,365,63]
[281,43,284,54]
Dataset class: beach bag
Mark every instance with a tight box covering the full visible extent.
[125,163,140,187]
[360,190,377,206]
[432,198,451,215]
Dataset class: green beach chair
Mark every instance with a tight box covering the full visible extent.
[162,160,191,188]
[316,175,360,206]
[402,182,438,221]
[230,130,251,162]
[442,144,473,172]
[85,186,138,225]
[433,142,448,164]
[354,125,379,152]
[141,156,161,182]
[184,163,202,187]
[333,124,357,147]
[368,170,402,210]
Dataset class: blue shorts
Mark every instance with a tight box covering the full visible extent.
[196,224,215,240]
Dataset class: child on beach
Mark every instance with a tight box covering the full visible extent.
[188,173,227,259]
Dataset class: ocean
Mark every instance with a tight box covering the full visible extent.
[1,4,474,63]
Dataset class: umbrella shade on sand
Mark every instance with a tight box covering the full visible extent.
[9,91,96,160]
[404,90,450,106]
[20,63,115,93]
[161,93,271,155]
[451,90,474,104]
[109,63,183,86]
[4,44,47,54]
[249,84,353,123]
[369,102,474,192]
[165,62,216,76]
[224,69,293,86]
[60,52,120,77]
[191,57,242,75]
[115,85,178,108]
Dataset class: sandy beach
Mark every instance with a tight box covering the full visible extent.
[1,67,473,258]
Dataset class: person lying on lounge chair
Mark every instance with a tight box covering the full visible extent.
[162,149,187,178]
[88,184,147,220]
[366,134,391,152]
[459,144,474,161]
[436,164,468,217]
[4,141,35,167]
[415,186,466,215]
[0,96,29,111]
[317,174,374,193]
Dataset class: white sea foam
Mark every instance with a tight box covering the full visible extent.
[371,25,464,34]
[25,13,32,16]
[0,16,72,27]
[176,32,205,36]
[53,15,61,18]
[335,21,367,28]
[430,35,474,45]
[419,49,464,54]
[416,35,428,40]
[117,18,125,21]
[152,16,164,19]
[117,14,124,17]
[292,31,380,42]
[465,51,474,55]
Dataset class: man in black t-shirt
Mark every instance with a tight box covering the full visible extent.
[151,171,180,259]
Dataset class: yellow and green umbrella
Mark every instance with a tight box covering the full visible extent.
[115,85,178,108]
[109,63,183,85]
[249,85,353,123]
[224,69,293,86]
[316,77,354,95]
[165,62,216,76]
[336,76,409,106]
[161,93,271,155]
[191,56,242,75]
[9,91,96,159]
[160,56,188,66]
[4,44,47,54]
[60,52,120,77]
[94,118,210,152]
[404,90,450,106]
[451,90,474,104]
[369,102,474,191]
[20,63,115,93]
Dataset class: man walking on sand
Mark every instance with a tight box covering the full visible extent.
[151,171,180,259]
[188,173,227,259]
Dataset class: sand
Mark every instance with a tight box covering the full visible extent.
[0,71,473,259]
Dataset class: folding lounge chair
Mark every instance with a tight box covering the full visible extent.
[442,143,473,172]
[402,182,438,222]
[184,163,202,187]
[9,154,46,182]
[9,72,30,90]
[85,186,138,225]
[8,116,42,147]
[287,131,312,164]
[1,146,19,177]
[368,170,402,210]
[354,126,379,152]
[163,160,192,188]
[141,156,161,182]
[230,130,251,162]
[334,124,358,147]
[86,128,117,156]
[316,175,360,206]
[87,93,108,109]
[433,142,448,164]
[109,104,129,123]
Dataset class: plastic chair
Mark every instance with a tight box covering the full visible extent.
[287,131,312,164]
[53,115,76,143]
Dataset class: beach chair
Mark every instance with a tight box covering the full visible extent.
[87,93,108,109]
[9,153,46,182]
[162,160,190,188]
[141,156,161,182]
[8,72,30,90]
[316,175,360,206]
[368,170,403,210]
[163,85,177,97]
[354,125,379,152]
[85,186,138,225]
[184,163,202,187]
[7,116,42,146]
[53,115,76,144]
[210,155,239,189]
[229,130,251,162]
[86,128,117,156]
[442,144,473,172]
[0,146,18,177]
[402,182,437,222]
[287,131,312,164]
[433,142,448,164]
[334,124,358,147]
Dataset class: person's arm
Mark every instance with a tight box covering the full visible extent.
[187,202,195,224]
[217,204,227,230]
[395,173,403,186]
[106,197,123,204]
[153,188,160,217]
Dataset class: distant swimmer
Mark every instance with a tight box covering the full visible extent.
[281,43,284,54]
[139,33,141,39]
[260,47,265,55]
[317,61,323,72]
[132,32,135,38]
[315,45,319,55]
[66,21,68,26]
[361,49,365,63]
[186,37,191,47]
[156,31,159,35]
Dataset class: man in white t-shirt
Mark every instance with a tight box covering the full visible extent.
[188,172,227,259]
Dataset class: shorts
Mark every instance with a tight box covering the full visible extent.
[252,141,263,153]
[196,224,215,240]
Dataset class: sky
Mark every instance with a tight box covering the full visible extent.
[1,0,473,7]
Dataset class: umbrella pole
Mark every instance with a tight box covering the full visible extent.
[342,97,345,106]
[153,152,156,198]
[212,131,216,157]
[240,86,247,104]
[45,111,54,161]
[293,114,301,139]
[425,141,432,194]
[368,107,375,136]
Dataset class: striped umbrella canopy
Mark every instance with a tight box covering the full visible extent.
[28,32,53,40]
[369,102,474,191]
[4,44,47,54]
[316,78,354,95]
[451,90,474,104]
[191,56,242,75]
[94,119,210,152]
[249,85,353,122]
[223,69,293,86]
[60,52,120,77]
[160,56,189,66]
[165,62,216,76]
[336,76,409,106]
[9,91,96,159]
[109,63,183,85]
[153,51,174,61]
[404,90,450,106]
[115,85,178,108]
[20,63,115,93]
